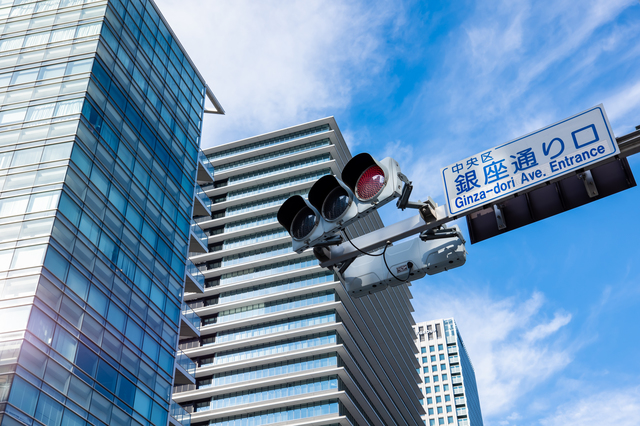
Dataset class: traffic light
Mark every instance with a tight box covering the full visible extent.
[277,195,329,253]
[277,153,405,253]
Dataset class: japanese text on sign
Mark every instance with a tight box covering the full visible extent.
[441,105,618,216]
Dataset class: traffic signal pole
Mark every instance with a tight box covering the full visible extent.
[316,127,640,269]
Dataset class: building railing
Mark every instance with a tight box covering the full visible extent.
[190,220,208,247]
[456,407,468,416]
[446,336,456,344]
[458,419,469,426]
[199,150,215,176]
[170,400,191,426]
[453,385,464,395]
[448,346,458,354]
[182,303,201,330]
[176,349,196,377]
[452,376,463,384]
[186,259,205,288]
[449,355,459,364]
[455,396,466,405]
[450,365,461,374]
[195,182,211,210]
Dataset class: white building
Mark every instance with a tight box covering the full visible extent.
[414,319,483,426]
[171,118,426,425]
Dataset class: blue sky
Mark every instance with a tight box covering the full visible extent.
[157,0,640,424]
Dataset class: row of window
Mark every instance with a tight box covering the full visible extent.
[227,153,331,186]
[424,374,448,383]
[207,291,336,325]
[424,384,450,394]
[0,0,100,20]
[197,354,337,389]
[225,188,309,217]
[420,343,445,353]
[220,243,292,268]
[217,271,335,304]
[219,256,319,286]
[206,124,330,162]
[423,395,452,405]
[221,227,288,250]
[0,21,101,54]
[208,400,340,426]
[212,311,336,345]
[0,97,83,125]
[0,57,92,90]
[0,1,104,38]
[196,376,338,412]
[214,138,331,174]
[222,212,278,233]
[224,168,331,202]
[207,332,337,366]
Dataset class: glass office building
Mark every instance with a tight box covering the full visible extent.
[414,319,484,426]
[0,0,222,425]
[173,118,426,426]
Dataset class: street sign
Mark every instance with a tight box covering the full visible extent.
[441,104,619,216]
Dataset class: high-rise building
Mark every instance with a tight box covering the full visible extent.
[0,0,222,425]
[413,319,483,426]
[173,118,426,426]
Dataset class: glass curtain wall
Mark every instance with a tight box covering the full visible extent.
[0,0,207,425]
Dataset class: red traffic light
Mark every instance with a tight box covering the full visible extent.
[356,165,386,201]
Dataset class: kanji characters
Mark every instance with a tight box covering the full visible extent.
[483,160,509,184]
[454,171,480,195]
[510,148,538,172]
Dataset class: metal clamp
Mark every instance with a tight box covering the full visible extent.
[577,170,599,198]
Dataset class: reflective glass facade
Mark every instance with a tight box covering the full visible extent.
[414,319,484,426]
[0,0,214,425]
[175,118,425,426]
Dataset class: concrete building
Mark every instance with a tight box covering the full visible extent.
[0,0,222,425]
[172,118,426,425]
[414,319,483,426]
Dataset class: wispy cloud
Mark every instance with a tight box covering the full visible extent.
[155,0,406,146]
[539,387,640,426]
[413,287,572,418]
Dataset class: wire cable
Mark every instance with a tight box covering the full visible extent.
[343,230,409,283]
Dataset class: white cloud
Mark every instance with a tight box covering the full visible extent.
[412,288,572,418]
[540,388,640,426]
[154,0,403,147]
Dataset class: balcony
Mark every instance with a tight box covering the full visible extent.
[189,220,208,254]
[193,183,212,217]
[169,400,191,426]
[450,365,461,374]
[453,385,464,395]
[456,407,468,417]
[449,355,459,364]
[455,396,466,406]
[452,376,463,385]
[174,349,196,385]
[180,303,201,339]
[197,151,214,183]
[446,336,456,344]
[184,259,205,294]
[458,420,469,426]
[448,346,458,354]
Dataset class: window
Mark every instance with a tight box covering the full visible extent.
[423,367,429,373]
[432,366,438,372]
[427,397,432,405]
[436,396,442,403]
[442,374,448,380]
[439,418,445,425]
[437,407,443,414]
[425,387,431,394]
[431,355,436,362]
[433,375,439,382]
[428,408,434,415]
[430,420,435,426]
[443,384,449,391]
[438,344,444,351]
[446,405,452,413]
[441,364,447,370]
[435,386,440,392]
[421,347,427,354]
[439,354,445,361]
[430,345,435,352]
[422,357,428,363]
[448,417,454,424]
[424,376,430,383]
[445,394,451,402]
